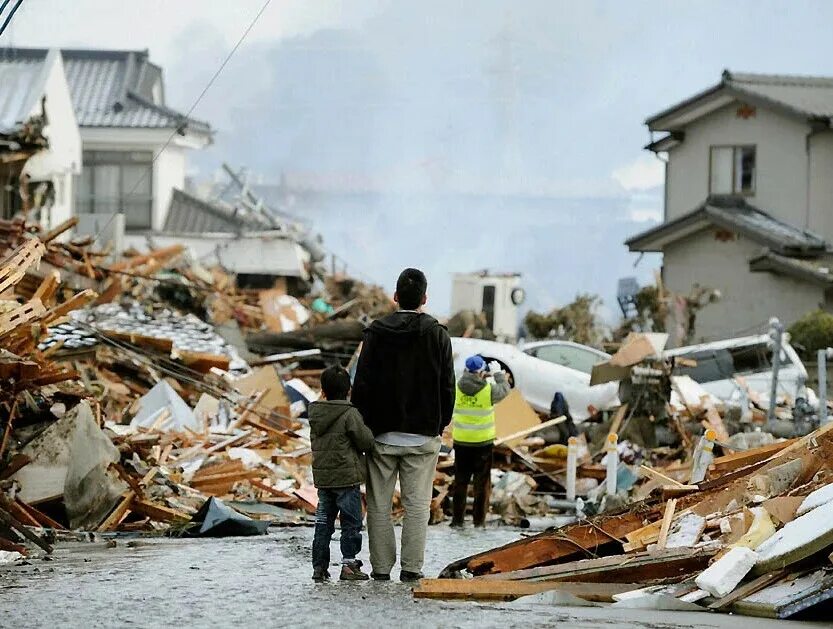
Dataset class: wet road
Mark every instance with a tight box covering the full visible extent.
[0,525,829,628]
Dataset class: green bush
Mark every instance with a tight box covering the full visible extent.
[788,310,833,359]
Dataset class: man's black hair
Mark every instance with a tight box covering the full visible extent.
[320,365,351,400]
[396,267,427,310]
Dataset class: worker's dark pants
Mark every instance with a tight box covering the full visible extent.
[452,443,493,526]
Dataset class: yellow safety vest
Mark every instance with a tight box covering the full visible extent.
[452,383,496,444]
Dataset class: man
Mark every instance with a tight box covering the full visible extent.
[450,355,510,528]
[352,268,455,582]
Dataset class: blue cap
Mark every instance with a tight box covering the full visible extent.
[465,355,486,373]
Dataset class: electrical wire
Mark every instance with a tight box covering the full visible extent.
[91,0,272,242]
[0,0,22,38]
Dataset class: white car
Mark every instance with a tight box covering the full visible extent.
[665,334,809,404]
[521,339,611,374]
[450,337,620,421]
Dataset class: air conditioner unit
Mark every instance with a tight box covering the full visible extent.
[75,213,125,259]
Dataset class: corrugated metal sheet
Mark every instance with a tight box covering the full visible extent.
[0,52,48,134]
[164,189,269,233]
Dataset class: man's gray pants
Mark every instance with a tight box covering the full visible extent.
[366,436,442,575]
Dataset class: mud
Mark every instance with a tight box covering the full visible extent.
[0,525,829,628]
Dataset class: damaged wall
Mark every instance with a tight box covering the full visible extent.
[665,103,809,226]
[662,228,824,344]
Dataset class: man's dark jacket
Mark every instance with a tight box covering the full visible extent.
[308,400,375,488]
[352,311,455,438]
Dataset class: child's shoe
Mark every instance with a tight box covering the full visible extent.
[312,567,331,582]
[340,560,370,581]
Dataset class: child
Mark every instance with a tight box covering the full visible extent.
[309,365,375,581]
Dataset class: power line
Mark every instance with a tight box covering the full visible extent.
[90,0,272,242]
[0,0,23,38]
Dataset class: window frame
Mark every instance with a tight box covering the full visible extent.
[75,150,154,230]
[708,144,756,196]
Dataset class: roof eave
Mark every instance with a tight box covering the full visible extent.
[625,206,710,252]
[749,251,833,286]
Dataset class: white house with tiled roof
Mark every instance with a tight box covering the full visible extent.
[627,70,833,344]
[4,47,212,233]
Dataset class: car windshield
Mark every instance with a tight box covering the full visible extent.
[529,344,605,374]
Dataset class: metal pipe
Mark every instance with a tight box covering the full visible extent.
[767,318,783,426]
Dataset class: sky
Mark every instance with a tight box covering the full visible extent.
[7,1,833,318]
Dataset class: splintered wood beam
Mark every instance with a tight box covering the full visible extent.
[0,299,46,339]
[413,579,640,602]
[448,510,650,577]
[97,491,135,532]
[129,499,189,523]
[15,498,66,530]
[32,270,61,304]
[639,464,686,488]
[0,498,53,554]
[477,545,718,585]
[655,498,677,551]
[41,217,78,243]
[42,289,98,324]
[0,238,45,296]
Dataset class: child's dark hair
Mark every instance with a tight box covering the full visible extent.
[321,365,351,400]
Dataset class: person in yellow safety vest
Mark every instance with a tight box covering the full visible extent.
[450,355,510,528]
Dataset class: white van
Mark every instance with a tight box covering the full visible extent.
[664,334,809,404]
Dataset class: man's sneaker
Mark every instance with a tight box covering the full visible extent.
[340,561,370,581]
[370,571,391,581]
[449,520,465,529]
[312,567,330,582]
[400,570,424,582]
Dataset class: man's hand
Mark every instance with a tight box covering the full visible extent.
[487,360,503,375]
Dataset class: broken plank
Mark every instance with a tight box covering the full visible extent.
[443,510,650,577]
[607,404,629,440]
[129,499,189,523]
[413,579,639,602]
[709,439,797,477]
[97,491,135,532]
[493,415,566,447]
[656,498,678,551]
[480,545,718,584]
[15,498,66,530]
[640,464,687,488]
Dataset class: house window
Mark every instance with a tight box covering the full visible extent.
[76,151,153,229]
[709,146,755,195]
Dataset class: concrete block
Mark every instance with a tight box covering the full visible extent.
[695,547,758,598]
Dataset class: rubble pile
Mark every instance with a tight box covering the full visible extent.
[0,223,376,558]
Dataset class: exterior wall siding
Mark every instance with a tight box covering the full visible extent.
[808,130,833,242]
[663,229,823,345]
[666,103,811,225]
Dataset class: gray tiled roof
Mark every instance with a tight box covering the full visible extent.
[164,188,271,234]
[647,70,833,130]
[0,49,52,134]
[626,196,828,255]
[727,71,833,119]
[61,49,211,133]
[0,48,211,134]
